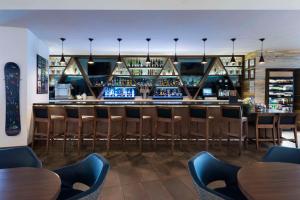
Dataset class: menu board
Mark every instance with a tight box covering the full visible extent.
[37,54,48,94]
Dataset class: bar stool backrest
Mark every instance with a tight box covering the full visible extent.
[33,105,49,119]
[256,113,276,125]
[126,106,141,119]
[190,106,207,119]
[94,106,110,119]
[221,106,242,119]
[65,106,80,118]
[157,106,173,119]
[278,113,297,125]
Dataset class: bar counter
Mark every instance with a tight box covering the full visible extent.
[33,99,243,139]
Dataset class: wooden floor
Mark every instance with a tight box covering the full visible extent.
[33,131,298,200]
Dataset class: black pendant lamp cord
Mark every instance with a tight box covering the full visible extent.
[232,39,235,56]
[61,39,64,55]
[260,38,264,56]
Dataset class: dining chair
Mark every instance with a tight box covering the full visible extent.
[0,146,42,169]
[221,105,248,155]
[277,113,298,147]
[188,151,247,200]
[54,153,110,200]
[262,146,300,164]
[255,113,277,150]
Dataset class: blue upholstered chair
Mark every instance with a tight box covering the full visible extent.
[0,146,42,169]
[54,153,110,200]
[262,146,300,164]
[188,152,247,200]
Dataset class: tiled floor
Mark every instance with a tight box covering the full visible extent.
[34,132,298,200]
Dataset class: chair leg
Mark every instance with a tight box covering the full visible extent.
[139,120,143,153]
[78,122,82,155]
[107,121,112,155]
[272,128,276,145]
[63,121,67,154]
[93,121,97,152]
[277,126,281,145]
[171,121,175,155]
[256,127,260,150]
[244,122,248,150]
[294,128,298,148]
[46,121,50,154]
[238,137,242,156]
[32,122,37,150]
[154,122,158,150]
[205,122,209,151]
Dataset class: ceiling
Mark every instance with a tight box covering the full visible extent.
[0,10,300,55]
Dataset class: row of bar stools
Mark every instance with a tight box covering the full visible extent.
[124,106,152,152]
[189,106,214,150]
[221,105,248,155]
[155,106,182,154]
[93,106,123,154]
[32,105,64,153]
[63,106,95,154]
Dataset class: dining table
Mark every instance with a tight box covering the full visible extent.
[238,162,300,200]
[0,167,61,200]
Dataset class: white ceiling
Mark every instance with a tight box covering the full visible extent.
[0,10,300,55]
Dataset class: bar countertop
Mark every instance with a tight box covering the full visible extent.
[34,99,243,106]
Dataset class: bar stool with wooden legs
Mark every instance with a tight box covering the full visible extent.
[63,106,95,154]
[189,106,214,150]
[221,105,248,155]
[277,113,298,148]
[32,105,65,153]
[255,113,277,150]
[155,106,183,154]
[124,106,152,152]
[93,106,123,154]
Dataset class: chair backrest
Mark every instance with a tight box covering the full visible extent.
[157,106,173,119]
[278,113,297,126]
[125,106,141,119]
[94,106,110,119]
[188,152,237,200]
[33,105,49,119]
[65,106,80,118]
[262,146,300,164]
[256,113,276,125]
[0,146,42,169]
[221,106,242,119]
[190,106,207,119]
[59,153,109,200]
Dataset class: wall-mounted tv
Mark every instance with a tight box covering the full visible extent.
[88,62,111,75]
[180,62,204,75]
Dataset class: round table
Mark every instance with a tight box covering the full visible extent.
[238,162,300,200]
[0,167,61,200]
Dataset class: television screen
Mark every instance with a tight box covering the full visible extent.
[88,62,111,75]
[203,88,213,96]
[180,62,204,75]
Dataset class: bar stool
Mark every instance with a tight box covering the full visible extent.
[93,106,123,154]
[32,105,64,153]
[277,113,298,148]
[189,106,213,150]
[255,113,277,150]
[63,106,95,154]
[221,105,248,155]
[124,106,152,152]
[155,106,182,154]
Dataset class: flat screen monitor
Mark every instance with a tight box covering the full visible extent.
[203,88,213,96]
[180,62,204,75]
[88,62,111,75]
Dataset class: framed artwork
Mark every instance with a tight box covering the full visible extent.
[249,59,255,68]
[245,60,249,69]
[37,54,48,94]
[244,70,249,80]
[250,68,255,79]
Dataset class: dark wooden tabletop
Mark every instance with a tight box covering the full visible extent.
[0,167,61,200]
[238,162,300,200]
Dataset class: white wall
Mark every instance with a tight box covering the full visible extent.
[0,26,49,147]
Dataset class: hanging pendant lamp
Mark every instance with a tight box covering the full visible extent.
[60,38,66,65]
[173,38,179,65]
[201,38,207,64]
[88,38,94,65]
[230,38,236,64]
[117,38,122,64]
[259,38,265,64]
[146,38,151,64]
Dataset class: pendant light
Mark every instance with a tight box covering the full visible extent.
[230,38,236,64]
[88,38,94,65]
[60,38,66,65]
[259,38,265,64]
[173,38,179,65]
[146,38,151,64]
[117,38,122,64]
[201,38,207,64]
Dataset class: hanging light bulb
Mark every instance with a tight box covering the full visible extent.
[259,38,265,64]
[146,38,151,64]
[117,38,122,64]
[230,38,236,64]
[201,38,207,64]
[60,38,66,65]
[88,38,94,65]
[173,38,179,65]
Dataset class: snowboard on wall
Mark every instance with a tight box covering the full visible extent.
[5,62,21,136]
